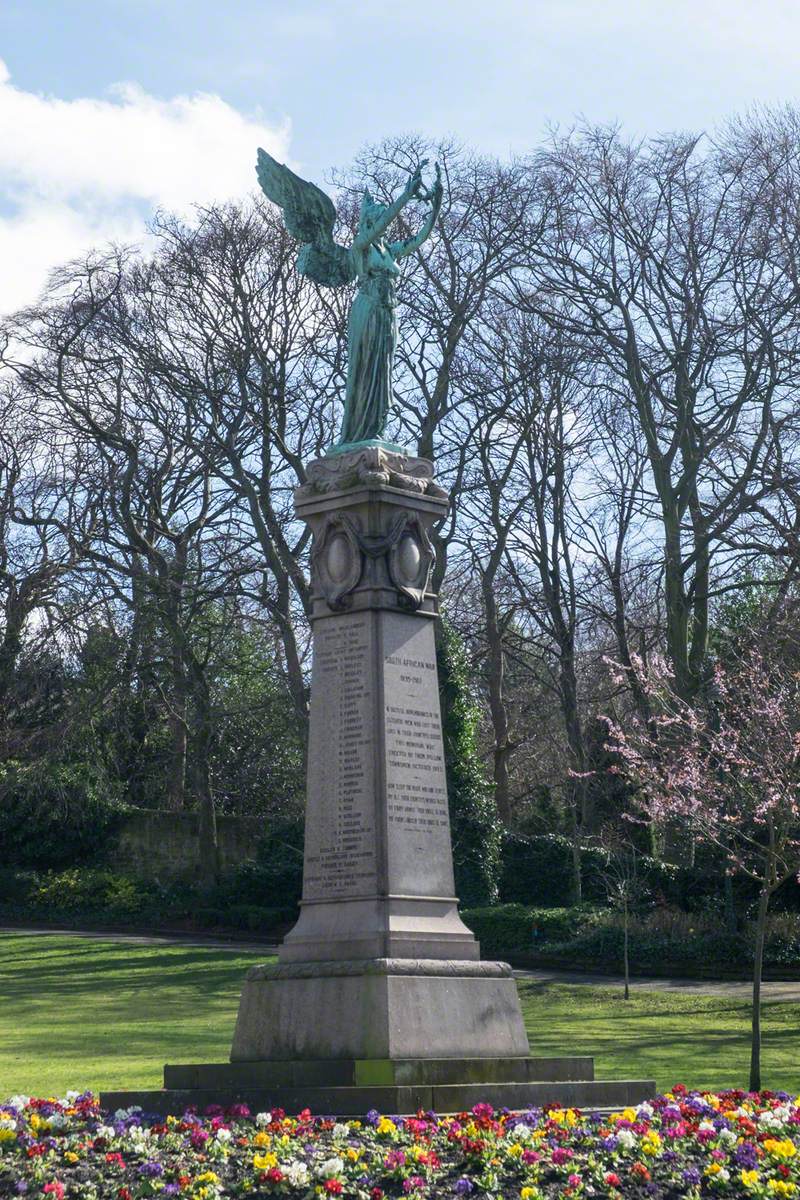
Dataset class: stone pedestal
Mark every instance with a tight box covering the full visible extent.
[101,446,655,1115]
[231,446,529,1063]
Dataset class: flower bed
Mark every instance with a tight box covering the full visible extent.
[1,1088,799,1198]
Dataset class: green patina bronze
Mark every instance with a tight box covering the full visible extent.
[256,149,443,451]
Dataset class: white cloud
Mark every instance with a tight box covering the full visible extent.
[0,60,290,314]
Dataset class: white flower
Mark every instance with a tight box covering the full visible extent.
[126,1124,151,1142]
[283,1160,310,1187]
[718,1128,737,1144]
[8,1097,29,1111]
[255,1111,272,1127]
[636,1103,654,1119]
[332,1123,350,1141]
[509,1123,533,1143]
[215,1128,232,1142]
[616,1129,636,1150]
[47,1112,66,1129]
[65,1090,81,1101]
[114,1106,142,1121]
[716,1168,731,1183]
[316,1155,344,1178]
[96,1125,116,1140]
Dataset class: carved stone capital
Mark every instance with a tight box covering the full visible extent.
[296,446,449,503]
[296,448,449,618]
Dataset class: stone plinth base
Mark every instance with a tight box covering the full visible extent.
[231,959,530,1062]
[101,1055,656,1117]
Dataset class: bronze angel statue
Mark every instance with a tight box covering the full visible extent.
[256,148,443,448]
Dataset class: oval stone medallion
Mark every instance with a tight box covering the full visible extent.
[397,533,422,582]
[326,533,353,583]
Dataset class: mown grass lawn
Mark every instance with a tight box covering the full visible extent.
[1,933,798,1099]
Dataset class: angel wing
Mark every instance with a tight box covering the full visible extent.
[256,148,354,287]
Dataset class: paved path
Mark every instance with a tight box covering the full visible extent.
[4,926,800,1000]
[515,965,800,1001]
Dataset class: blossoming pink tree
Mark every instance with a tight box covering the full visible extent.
[605,649,800,1090]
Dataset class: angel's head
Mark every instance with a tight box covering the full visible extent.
[359,189,387,233]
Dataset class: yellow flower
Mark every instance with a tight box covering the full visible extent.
[377,1117,396,1136]
[193,1172,220,1184]
[0,1127,16,1143]
[507,1143,524,1158]
[765,1139,797,1161]
[520,1188,541,1200]
[767,1182,797,1197]
[346,1147,361,1162]
[253,1131,271,1147]
[740,1171,760,1189]
[642,1130,662,1156]
[549,1108,578,1127]
[253,1151,278,1171]
[706,1162,723,1176]
[64,1152,79,1163]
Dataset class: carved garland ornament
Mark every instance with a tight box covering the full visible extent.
[313,512,434,611]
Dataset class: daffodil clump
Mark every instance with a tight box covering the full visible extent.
[0,1087,799,1197]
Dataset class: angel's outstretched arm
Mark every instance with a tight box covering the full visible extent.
[353,160,430,249]
[391,178,443,260]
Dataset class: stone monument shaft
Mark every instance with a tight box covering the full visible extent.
[279,447,478,965]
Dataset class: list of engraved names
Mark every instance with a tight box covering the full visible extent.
[303,613,377,899]
[384,619,451,891]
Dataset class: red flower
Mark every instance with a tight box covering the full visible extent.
[371,1190,384,1200]
[605,1172,622,1186]
[117,1190,132,1200]
[43,1185,64,1199]
[631,1162,651,1181]
[324,1181,343,1195]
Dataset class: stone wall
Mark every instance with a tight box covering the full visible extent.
[112,809,263,880]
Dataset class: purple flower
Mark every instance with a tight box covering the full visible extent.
[735,1142,759,1169]
[365,1109,381,1127]
[682,1167,701,1185]
[138,1161,165,1178]
[454,1180,474,1196]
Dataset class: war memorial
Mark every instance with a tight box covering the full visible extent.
[102,150,654,1115]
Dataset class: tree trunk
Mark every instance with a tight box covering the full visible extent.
[568,797,582,904]
[749,885,770,1092]
[166,647,189,811]
[483,574,513,824]
[0,600,26,714]
[623,900,630,1001]
[190,687,219,891]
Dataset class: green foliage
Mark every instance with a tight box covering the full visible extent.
[498,831,726,910]
[253,812,305,907]
[437,618,502,906]
[0,865,299,934]
[208,617,305,817]
[0,759,124,869]
[461,903,599,958]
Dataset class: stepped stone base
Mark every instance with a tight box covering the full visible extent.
[101,1056,656,1117]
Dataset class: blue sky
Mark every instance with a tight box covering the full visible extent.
[1,0,799,311]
